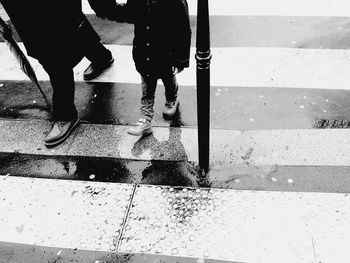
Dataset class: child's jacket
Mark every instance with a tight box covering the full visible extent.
[91,0,191,77]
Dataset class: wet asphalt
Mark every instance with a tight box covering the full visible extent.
[0,242,234,263]
[1,14,350,191]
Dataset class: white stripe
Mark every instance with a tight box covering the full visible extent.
[1,176,350,263]
[1,119,350,167]
[82,0,350,17]
[2,43,350,90]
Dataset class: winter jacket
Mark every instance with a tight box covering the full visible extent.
[89,0,191,77]
[0,0,99,62]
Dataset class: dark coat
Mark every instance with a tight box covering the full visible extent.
[0,0,99,63]
[90,0,191,77]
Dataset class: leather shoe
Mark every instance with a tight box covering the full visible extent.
[83,56,114,81]
[44,117,80,147]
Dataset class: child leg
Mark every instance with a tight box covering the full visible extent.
[161,73,179,118]
[128,74,157,136]
[140,75,158,121]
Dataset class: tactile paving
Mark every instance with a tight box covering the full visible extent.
[119,185,350,262]
[0,176,134,252]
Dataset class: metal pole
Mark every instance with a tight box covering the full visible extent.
[196,0,211,173]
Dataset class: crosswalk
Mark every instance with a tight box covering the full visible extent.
[3,44,350,89]
[1,1,350,262]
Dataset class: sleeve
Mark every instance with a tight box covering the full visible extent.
[172,0,191,69]
[87,0,134,23]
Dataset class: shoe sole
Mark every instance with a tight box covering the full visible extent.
[127,127,153,136]
[163,101,180,119]
[83,58,115,81]
[44,118,80,147]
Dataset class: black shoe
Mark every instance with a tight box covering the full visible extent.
[44,117,80,147]
[83,56,114,81]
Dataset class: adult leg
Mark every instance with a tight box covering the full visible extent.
[40,59,80,147]
[42,62,77,121]
[78,15,114,80]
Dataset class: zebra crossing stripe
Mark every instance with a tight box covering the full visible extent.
[2,43,350,90]
[81,0,350,17]
[1,119,350,167]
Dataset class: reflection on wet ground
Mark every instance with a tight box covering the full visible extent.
[0,153,199,187]
[3,152,350,193]
[131,128,187,160]
[0,80,192,127]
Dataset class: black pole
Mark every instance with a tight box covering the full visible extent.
[196,0,211,173]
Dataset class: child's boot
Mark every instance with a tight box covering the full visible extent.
[127,118,153,136]
[163,98,179,119]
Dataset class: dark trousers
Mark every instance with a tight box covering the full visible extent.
[39,15,111,121]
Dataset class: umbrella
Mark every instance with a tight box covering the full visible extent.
[0,16,50,107]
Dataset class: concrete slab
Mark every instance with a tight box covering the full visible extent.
[0,176,134,252]
[0,119,69,155]
[67,123,197,162]
[209,128,350,167]
[120,184,350,263]
[1,120,350,167]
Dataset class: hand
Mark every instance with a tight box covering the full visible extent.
[0,19,12,37]
[172,66,184,75]
[87,0,116,20]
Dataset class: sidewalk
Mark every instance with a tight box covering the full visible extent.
[1,175,349,263]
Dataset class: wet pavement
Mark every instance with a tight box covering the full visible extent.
[0,153,199,187]
[2,152,350,193]
[0,242,234,263]
[2,80,350,130]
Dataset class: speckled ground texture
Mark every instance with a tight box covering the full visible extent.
[1,176,350,263]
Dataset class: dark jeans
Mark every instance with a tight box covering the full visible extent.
[140,73,178,121]
[39,15,111,121]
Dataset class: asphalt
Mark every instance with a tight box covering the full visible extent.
[4,15,350,49]
[0,243,234,263]
[2,80,350,130]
